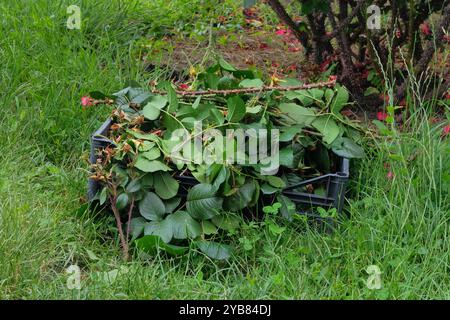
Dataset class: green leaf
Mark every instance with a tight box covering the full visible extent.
[141,173,154,188]
[142,103,161,120]
[261,183,279,194]
[268,222,286,235]
[283,90,314,106]
[99,187,107,205]
[246,105,263,114]
[196,240,232,260]
[211,214,241,231]
[154,172,179,200]
[166,82,179,112]
[164,197,181,213]
[135,156,171,173]
[142,147,161,161]
[116,193,129,210]
[280,78,303,86]
[279,147,294,168]
[372,120,392,136]
[165,211,202,239]
[312,116,340,144]
[192,96,201,109]
[135,235,188,256]
[125,179,141,193]
[186,184,223,219]
[224,179,257,211]
[239,78,264,88]
[201,221,218,235]
[147,95,168,109]
[308,88,325,101]
[144,219,173,243]
[130,91,151,105]
[218,76,237,90]
[265,176,286,188]
[127,130,159,142]
[139,192,165,220]
[277,195,297,221]
[226,96,246,122]
[279,103,316,125]
[279,126,301,142]
[218,58,237,72]
[210,108,225,125]
[331,137,365,159]
[205,73,220,89]
[212,166,227,191]
[328,86,349,114]
[129,217,147,240]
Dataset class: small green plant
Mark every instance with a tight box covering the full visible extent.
[316,207,337,219]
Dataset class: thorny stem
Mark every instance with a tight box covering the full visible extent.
[126,196,135,242]
[150,80,336,97]
[108,184,130,261]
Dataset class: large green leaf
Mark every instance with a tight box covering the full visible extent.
[311,116,340,144]
[129,217,146,240]
[141,147,161,161]
[196,240,232,260]
[165,211,202,239]
[125,179,141,193]
[201,221,218,235]
[154,172,179,199]
[223,179,257,211]
[186,184,223,219]
[277,195,297,221]
[211,214,241,231]
[115,193,129,210]
[147,95,168,109]
[327,86,349,115]
[210,108,225,125]
[284,91,310,105]
[239,78,264,88]
[139,192,165,220]
[218,58,237,72]
[279,103,316,125]
[164,197,181,213]
[226,96,246,122]
[279,147,294,168]
[135,156,171,173]
[135,235,188,256]
[142,103,161,120]
[265,175,286,188]
[331,137,365,159]
[144,219,173,243]
[166,82,179,112]
[127,130,159,142]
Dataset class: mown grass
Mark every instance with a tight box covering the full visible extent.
[0,0,449,299]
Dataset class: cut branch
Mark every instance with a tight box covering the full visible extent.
[150,80,336,96]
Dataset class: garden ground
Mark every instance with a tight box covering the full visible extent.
[0,0,449,299]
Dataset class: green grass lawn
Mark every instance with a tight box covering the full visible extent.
[0,0,449,299]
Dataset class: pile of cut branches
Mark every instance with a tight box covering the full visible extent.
[89,59,364,260]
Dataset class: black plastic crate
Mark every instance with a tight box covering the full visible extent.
[88,119,350,218]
